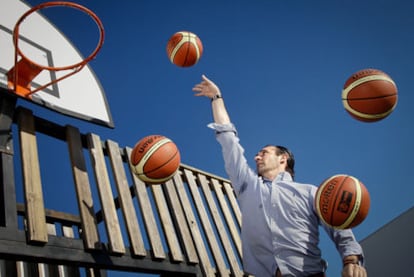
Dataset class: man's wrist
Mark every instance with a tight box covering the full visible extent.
[343,255,362,266]
[211,94,222,102]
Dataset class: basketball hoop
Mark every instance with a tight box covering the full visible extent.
[6,1,104,98]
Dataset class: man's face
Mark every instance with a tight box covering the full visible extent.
[254,146,286,177]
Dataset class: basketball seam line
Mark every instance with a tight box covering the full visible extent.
[329,175,347,226]
[135,138,171,174]
[170,32,200,65]
[341,74,396,98]
[344,94,397,101]
[342,99,397,119]
[315,174,340,227]
[341,74,397,119]
[142,150,179,176]
[337,176,362,229]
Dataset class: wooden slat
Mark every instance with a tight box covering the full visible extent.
[125,147,165,259]
[16,220,31,277]
[184,169,228,276]
[17,108,48,243]
[106,140,146,257]
[198,174,243,276]
[66,125,100,250]
[37,263,47,277]
[16,261,38,277]
[86,268,108,277]
[0,259,17,277]
[87,133,125,254]
[223,182,241,228]
[43,223,61,277]
[0,94,18,230]
[163,176,198,264]
[61,226,81,277]
[211,179,242,258]
[173,172,215,276]
[61,225,74,237]
[16,261,28,277]
[5,105,250,276]
[0,260,7,276]
[151,183,184,262]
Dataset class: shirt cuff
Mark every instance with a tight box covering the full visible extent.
[207,122,237,134]
[343,254,365,267]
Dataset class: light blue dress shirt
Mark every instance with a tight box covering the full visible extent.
[209,122,364,277]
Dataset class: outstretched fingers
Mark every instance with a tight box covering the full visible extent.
[192,74,217,97]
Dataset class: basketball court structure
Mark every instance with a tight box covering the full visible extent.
[0,1,244,276]
[0,0,114,128]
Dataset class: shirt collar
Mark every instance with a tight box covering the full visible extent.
[262,171,293,183]
[277,171,293,181]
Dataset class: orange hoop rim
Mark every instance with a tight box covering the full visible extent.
[12,1,105,71]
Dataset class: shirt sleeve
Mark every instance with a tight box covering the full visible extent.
[310,175,365,263]
[208,122,257,196]
[323,224,365,262]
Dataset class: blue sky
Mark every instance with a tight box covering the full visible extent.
[13,0,414,276]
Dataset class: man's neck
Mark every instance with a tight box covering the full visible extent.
[261,170,284,181]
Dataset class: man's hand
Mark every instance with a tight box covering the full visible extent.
[192,74,230,124]
[341,263,367,277]
[192,74,221,99]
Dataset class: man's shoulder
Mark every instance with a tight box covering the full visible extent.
[282,179,318,194]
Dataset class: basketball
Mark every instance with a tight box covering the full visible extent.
[130,135,181,184]
[166,31,203,67]
[315,174,370,229]
[342,68,398,122]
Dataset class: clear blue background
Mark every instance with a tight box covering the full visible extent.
[14,0,414,276]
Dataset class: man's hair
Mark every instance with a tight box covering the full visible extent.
[267,145,295,179]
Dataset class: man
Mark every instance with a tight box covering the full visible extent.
[192,75,367,277]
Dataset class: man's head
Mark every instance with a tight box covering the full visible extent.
[254,145,295,180]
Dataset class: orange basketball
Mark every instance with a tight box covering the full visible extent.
[166,31,203,67]
[342,68,398,122]
[130,135,180,184]
[315,174,370,229]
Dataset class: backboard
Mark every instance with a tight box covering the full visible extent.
[0,0,114,128]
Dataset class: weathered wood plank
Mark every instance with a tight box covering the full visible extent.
[223,181,241,228]
[125,147,165,259]
[61,226,81,277]
[16,261,28,277]
[163,175,198,264]
[151,183,184,262]
[44,223,62,277]
[0,93,18,230]
[0,259,17,277]
[198,174,243,276]
[0,260,4,277]
[3,104,247,276]
[66,125,100,250]
[184,169,227,276]
[87,133,125,254]
[0,231,200,276]
[106,141,146,257]
[211,179,242,258]
[17,108,47,243]
[173,172,215,276]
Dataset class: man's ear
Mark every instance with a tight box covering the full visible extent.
[279,153,288,164]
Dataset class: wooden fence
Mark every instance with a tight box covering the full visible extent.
[0,91,245,276]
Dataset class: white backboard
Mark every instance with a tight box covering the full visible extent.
[0,0,114,128]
